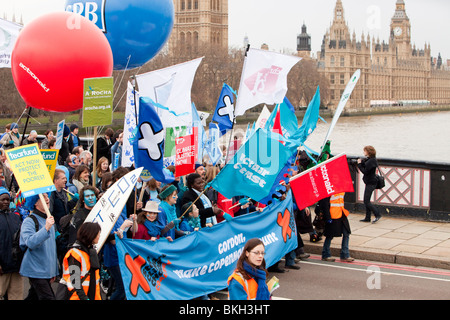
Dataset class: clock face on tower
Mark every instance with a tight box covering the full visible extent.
[394,27,403,36]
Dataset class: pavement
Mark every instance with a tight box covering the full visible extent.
[302,212,450,270]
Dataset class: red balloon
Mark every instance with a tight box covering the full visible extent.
[11,12,113,112]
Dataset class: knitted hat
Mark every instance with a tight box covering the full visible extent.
[10,123,18,130]
[158,184,177,200]
[70,124,79,132]
[0,187,10,199]
[63,125,71,138]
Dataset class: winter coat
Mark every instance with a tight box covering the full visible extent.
[19,210,59,279]
[358,157,378,185]
[0,209,22,273]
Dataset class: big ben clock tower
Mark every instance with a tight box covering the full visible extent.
[390,0,411,59]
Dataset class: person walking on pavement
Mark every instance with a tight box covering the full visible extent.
[321,193,354,262]
[358,146,381,223]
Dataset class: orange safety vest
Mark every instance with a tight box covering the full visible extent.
[62,247,101,300]
[329,193,350,220]
[227,271,258,300]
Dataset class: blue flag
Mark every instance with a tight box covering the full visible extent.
[291,86,321,144]
[116,190,297,300]
[191,103,206,163]
[210,128,295,201]
[204,123,222,166]
[265,97,299,140]
[212,83,235,136]
[132,97,175,183]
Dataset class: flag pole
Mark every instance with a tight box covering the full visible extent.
[225,44,250,165]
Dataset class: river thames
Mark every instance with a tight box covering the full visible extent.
[233,110,450,164]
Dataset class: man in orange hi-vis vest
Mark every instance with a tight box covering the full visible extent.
[320,192,354,263]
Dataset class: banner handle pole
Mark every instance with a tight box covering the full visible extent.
[38,193,52,218]
[179,188,208,219]
[92,126,98,188]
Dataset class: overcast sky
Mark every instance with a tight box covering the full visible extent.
[1,0,449,60]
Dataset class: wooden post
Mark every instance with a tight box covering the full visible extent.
[92,126,98,187]
[38,193,51,218]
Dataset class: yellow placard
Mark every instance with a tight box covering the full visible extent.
[40,149,60,180]
[5,144,56,198]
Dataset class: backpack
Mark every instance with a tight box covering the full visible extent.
[11,215,39,264]
[56,214,73,260]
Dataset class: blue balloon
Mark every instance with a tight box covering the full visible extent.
[65,0,174,70]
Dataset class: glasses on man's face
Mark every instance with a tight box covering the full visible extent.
[250,251,265,256]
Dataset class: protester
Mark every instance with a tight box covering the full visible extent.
[70,124,80,148]
[138,178,161,207]
[60,222,102,300]
[227,238,271,300]
[59,125,73,165]
[134,201,175,241]
[22,130,38,145]
[19,193,59,300]
[40,129,54,149]
[92,127,114,163]
[158,184,182,240]
[68,186,99,247]
[110,131,123,169]
[0,187,23,300]
[357,145,381,223]
[321,193,354,262]
[179,202,201,233]
[72,164,91,193]
[0,123,11,149]
[65,154,79,181]
[49,169,78,231]
[93,156,110,189]
[79,150,93,168]
[0,122,20,149]
[181,173,220,228]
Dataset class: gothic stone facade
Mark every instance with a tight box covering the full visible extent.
[314,0,450,111]
[169,0,228,50]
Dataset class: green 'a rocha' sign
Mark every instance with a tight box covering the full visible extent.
[83,77,114,128]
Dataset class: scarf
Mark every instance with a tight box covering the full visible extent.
[159,201,179,229]
[243,261,270,300]
[186,216,201,230]
[144,220,163,237]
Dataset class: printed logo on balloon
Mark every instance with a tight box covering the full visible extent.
[65,0,175,70]
[11,12,114,112]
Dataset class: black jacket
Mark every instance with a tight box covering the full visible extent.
[358,157,378,185]
[0,209,22,273]
[180,188,216,227]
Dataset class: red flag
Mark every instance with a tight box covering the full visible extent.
[272,105,283,136]
[289,153,354,210]
[175,127,198,177]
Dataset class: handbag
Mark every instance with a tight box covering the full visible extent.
[375,164,385,189]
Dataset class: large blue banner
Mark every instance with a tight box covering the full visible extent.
[116,191,297,300]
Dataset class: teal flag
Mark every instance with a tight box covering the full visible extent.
[210,128,294,201]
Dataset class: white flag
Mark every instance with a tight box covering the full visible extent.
[320,69,361,152]
[255,105,271,129]
[0,18,22,68]
[234,48,301,117]
[122,81,139,168]
[136,57,203,127]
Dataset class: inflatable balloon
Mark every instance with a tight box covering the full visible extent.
[65,0,174,70]
[11,11,113,113]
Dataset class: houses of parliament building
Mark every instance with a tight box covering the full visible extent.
[169,0,450,111]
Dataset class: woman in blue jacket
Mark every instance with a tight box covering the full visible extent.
[19,193,59,300]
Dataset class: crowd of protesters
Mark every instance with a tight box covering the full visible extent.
[0,122,360,300]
